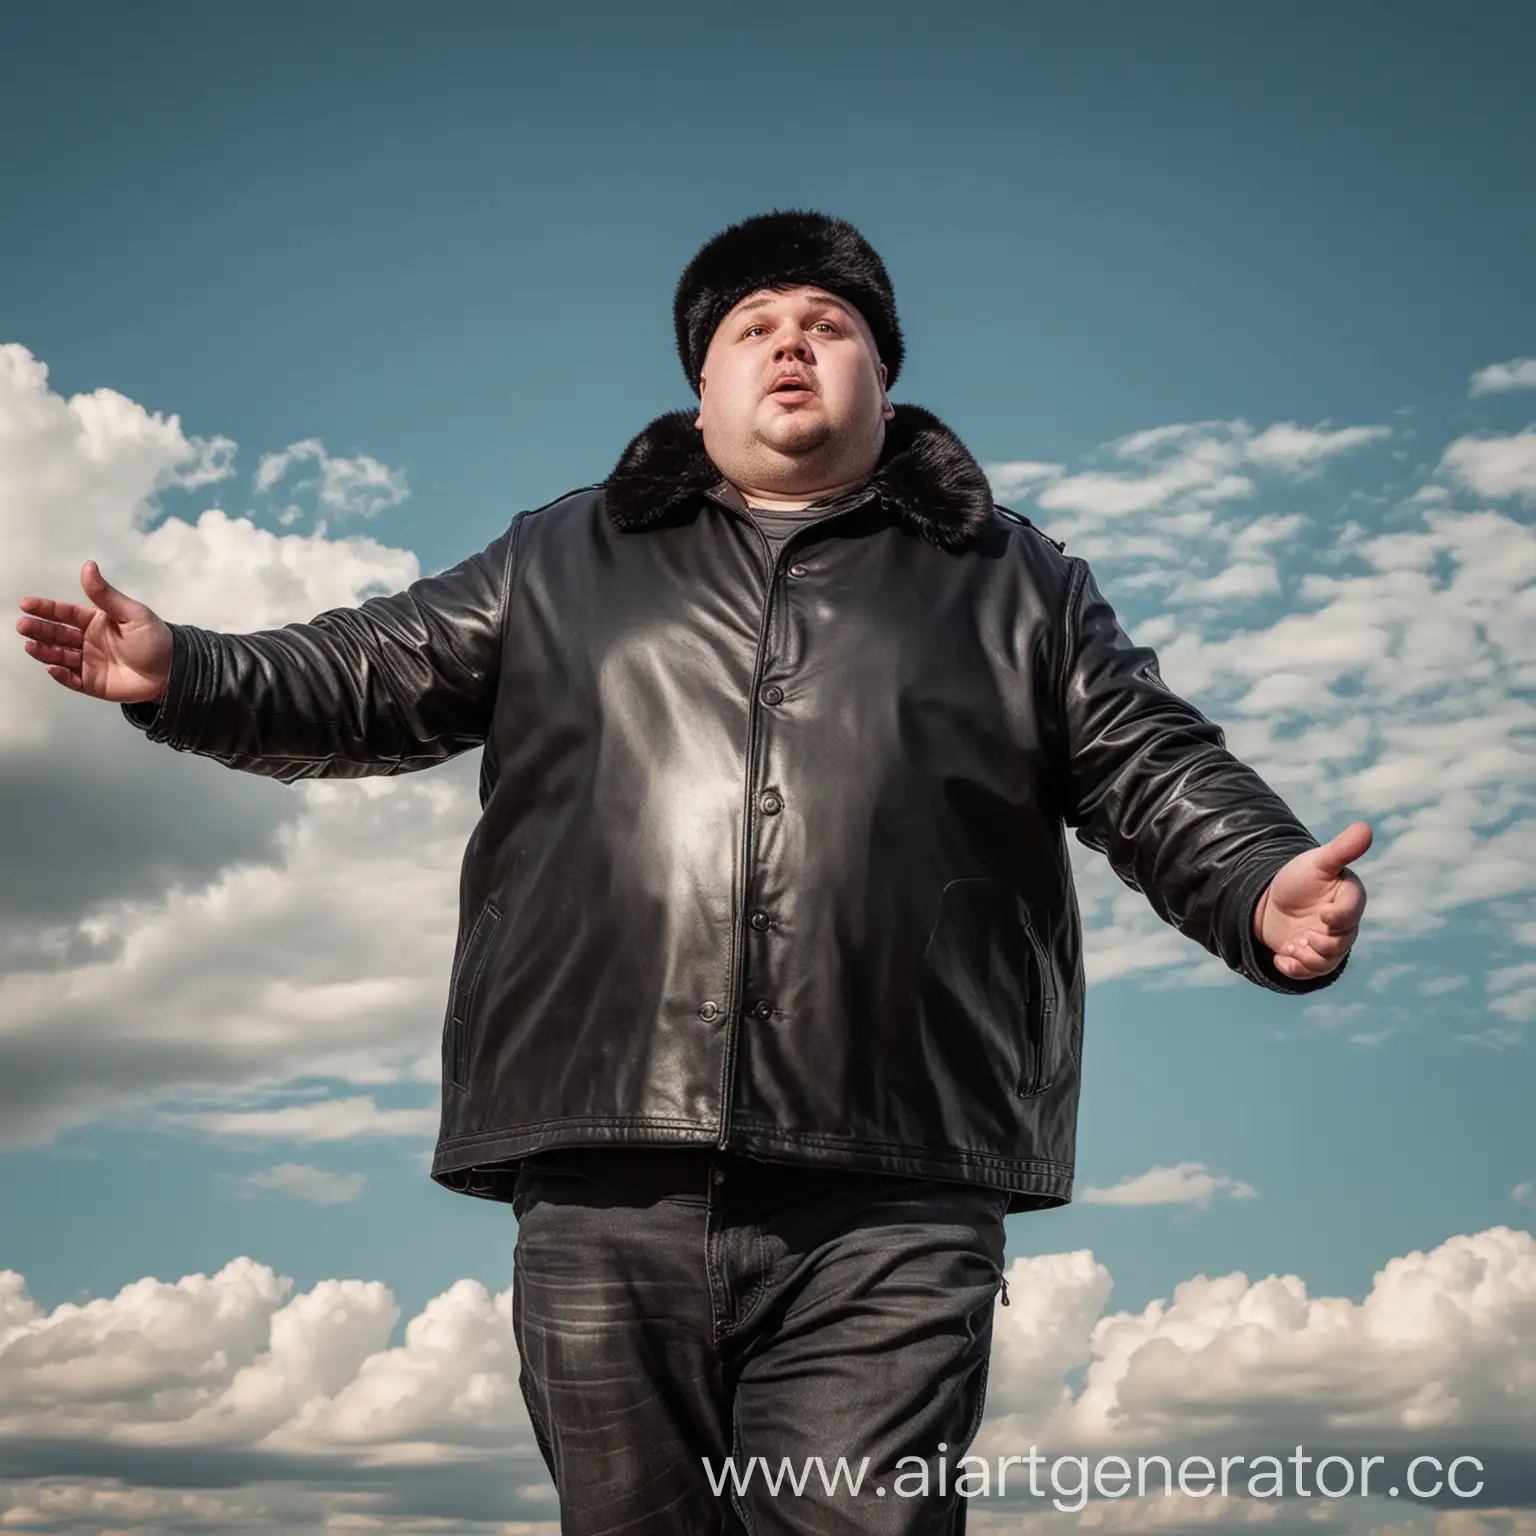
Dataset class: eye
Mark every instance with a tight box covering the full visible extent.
[743,323,768,338]
[813,321,840,333]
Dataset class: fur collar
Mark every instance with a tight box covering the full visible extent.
[603,403,996,553]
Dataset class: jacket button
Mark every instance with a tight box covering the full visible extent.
[760,684,783,705]
[749,910,771,930]
[699,1001,719,1021]
[753,1000,774,1019]
[759,792,782,815]
[788,564,809,578]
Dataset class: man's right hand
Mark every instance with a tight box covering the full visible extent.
[15,560,173,704]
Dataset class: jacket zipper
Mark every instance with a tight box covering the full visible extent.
[705,489,871,1150]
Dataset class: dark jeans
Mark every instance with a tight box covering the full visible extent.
[511,1147,1009,1535]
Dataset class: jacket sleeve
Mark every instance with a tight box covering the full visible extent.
[119,520,518,783]
[1056,556,1348,995]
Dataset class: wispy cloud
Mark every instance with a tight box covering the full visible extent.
[164,1098,437,1143]
[983,459,1063,502]
[1078,1161,1258,1207]
[240,1162,367,1204]
[255,438,409,519]
[1016,417,1391,522]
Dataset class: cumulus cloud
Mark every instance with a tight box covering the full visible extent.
[1079,1163,1259,1208]
[255,437,410,519]
[0,344,476,1149]
[1440,432,1536,501]
[1469,358,1536,397]
[0,1256,553,1529]
[2,1227,1534,1529]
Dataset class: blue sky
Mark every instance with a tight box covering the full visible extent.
[1,2,1533,1531]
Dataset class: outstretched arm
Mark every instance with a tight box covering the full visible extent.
[1055,557,1366,994]
[15,522,517,783]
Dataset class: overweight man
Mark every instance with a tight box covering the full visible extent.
[16,210,1369,1535]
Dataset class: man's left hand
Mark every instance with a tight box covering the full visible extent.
[1254,822,1372,981]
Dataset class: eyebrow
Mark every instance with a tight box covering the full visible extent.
[732,293,853,317]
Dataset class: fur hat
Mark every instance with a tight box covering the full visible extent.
[673,209,904,395]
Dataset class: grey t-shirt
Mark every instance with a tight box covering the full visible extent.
[744,504,821,559]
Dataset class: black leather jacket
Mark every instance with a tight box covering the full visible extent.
[124,403,1347,1213]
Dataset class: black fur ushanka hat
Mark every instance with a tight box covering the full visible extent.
[673,209,904,395]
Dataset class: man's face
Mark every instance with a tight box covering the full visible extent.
[694,284,894,494]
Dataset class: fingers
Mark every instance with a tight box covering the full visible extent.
[44,663,83,692]
[1289,929,1351,962]
[16,612,86,648]
[15,611,85,681]
[1274,948,1334,980]
[1275,954,1337,981]
[21,635,83,672]
[17,596,96,632]
[1276,929,1354,978]
[1327,871,1368,924]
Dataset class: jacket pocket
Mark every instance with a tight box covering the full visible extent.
[921,879,1056,1103]
[447,899,501,1090]
[1017,911,1058,1098]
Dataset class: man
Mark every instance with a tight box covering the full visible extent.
[15,209,1369,1534]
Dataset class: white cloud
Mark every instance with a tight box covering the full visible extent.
[241,1163,367,1204]
[970,1225,1536,1480]
[1440,432,1536,500]
[1079,1162,1258,1208]
[984,459,1064,502]
[255,438,410,519]
[1488,962,1536,1025]
[1419,975,1471,997]
[1243,421,1393,471]
[4,1227,1534,1529]
[1030,418,1389,522]
[1514,1183,1533,1208]
[1469,358,1536,396]
[0,344,476,1148]
[1057,497,1534,1008]
[0,1256,537,1469]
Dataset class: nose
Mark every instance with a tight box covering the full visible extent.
[773,332,812,362]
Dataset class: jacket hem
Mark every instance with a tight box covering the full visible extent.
[430,1117,1074,1213]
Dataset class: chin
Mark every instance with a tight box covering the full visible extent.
[759,417,834,456]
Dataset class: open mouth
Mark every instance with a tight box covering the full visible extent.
[770,380,813,401]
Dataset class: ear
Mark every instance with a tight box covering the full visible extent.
[877,361,894,420]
